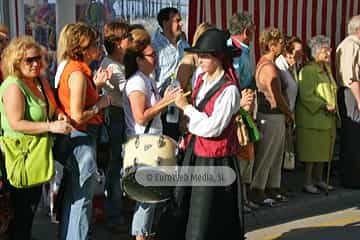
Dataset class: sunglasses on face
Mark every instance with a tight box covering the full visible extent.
[23,55,42,65]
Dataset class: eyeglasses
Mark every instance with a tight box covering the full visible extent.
[23,55,42,65]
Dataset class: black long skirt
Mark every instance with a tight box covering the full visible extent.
[157,153,245,240]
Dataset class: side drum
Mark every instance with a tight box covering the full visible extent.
[122,134,177,203]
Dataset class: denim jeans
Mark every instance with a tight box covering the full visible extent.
[59,126,98,240]
[131,202,156,236]
[104,106,125,226]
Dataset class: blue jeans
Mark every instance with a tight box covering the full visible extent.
[104,106,125,226]
[59,126,99,240]
[131,202,156,236]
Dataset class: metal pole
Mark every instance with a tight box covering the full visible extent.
[325,130,334,196]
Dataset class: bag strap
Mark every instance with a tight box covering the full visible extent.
[144,119,153,134]
[36,77,50,121]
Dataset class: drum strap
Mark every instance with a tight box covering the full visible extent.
[144,119,153,134]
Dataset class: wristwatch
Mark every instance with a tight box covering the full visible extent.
[92,104,99,114]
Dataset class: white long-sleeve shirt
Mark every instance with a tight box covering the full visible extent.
[184,72,240,138]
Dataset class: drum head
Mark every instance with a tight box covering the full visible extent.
[122,167,173,203]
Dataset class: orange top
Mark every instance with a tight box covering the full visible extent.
[57,60,102,131]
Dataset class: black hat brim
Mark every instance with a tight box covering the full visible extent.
[184,45,241,56]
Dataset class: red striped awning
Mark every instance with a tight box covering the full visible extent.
[188,0,360,66]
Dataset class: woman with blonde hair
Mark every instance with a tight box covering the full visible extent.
[57,23,111,240]
[54,23,75,89]
[54,22,87,89]
[250,28,291,205]
[123,29,180,240]
[0,35,71,240]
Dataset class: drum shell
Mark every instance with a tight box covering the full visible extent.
[123,134,177,169]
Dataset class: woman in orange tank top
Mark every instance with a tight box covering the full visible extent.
[56,23,111,240]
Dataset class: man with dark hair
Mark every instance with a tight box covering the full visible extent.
[152,7,189,140]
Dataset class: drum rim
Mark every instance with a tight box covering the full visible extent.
[125,133,178,146]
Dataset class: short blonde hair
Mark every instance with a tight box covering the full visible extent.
[192,22,216,47]
[129,29,151,50]
[1,36,41,79]
[259,27,283,53]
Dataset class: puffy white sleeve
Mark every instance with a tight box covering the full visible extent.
[183,85,240,138]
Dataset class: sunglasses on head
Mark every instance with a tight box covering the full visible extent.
[123,32,132,41]
[23,55,42,64]
[108,32,132,42]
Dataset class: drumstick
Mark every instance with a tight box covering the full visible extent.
[155,91,191,111]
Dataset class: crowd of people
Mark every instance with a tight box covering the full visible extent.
[0,6,359,240]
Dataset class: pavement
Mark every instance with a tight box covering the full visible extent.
[245,165,360,232]
[1,163,360,240]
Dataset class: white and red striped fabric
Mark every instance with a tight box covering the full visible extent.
[188,0,360,65]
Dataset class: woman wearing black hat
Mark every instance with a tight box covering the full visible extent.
[173,28,244,240]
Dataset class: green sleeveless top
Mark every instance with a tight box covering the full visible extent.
[0,76,50,137]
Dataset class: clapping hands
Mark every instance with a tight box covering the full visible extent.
[93,67,112,88]
[240,89,255,111]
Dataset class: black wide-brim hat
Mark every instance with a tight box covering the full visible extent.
[185,28,241,56]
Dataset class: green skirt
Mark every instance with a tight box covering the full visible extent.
[296,125,336,163]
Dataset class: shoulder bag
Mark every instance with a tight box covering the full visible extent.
[0,78,54,188]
